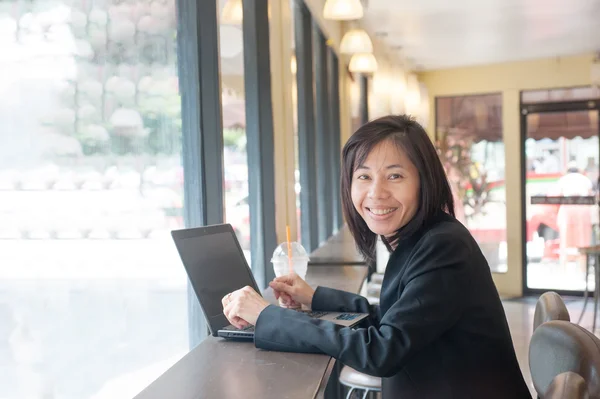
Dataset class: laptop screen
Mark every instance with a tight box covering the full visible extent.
[172,226,259,333]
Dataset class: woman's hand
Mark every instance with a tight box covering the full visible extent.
[222,286,270,329]
[269,273,315,307]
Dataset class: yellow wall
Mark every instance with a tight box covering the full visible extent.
[419,53,596,297]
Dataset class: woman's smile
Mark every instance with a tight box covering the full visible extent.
[366,207,398,219]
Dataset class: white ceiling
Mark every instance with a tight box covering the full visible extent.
[361,0,600,70]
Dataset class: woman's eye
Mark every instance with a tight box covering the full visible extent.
[356,174,369,180]
[389,174,402,180]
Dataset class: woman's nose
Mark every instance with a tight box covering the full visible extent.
[367,179,389,199]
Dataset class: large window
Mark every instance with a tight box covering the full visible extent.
[436,94,507,273]
[218,0,250,265]
[0,0,187,398]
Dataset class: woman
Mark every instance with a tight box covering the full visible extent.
[222,115,531,398]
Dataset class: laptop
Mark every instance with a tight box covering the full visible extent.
[171,224,369,340]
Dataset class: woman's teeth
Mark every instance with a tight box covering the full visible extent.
[368,208,396,215]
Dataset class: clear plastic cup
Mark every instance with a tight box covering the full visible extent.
[271,242,309,308]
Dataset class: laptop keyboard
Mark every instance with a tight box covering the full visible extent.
[298,310,328,318]
[225,310,356,332]
[335,313,360,321]
[223,325,255,332]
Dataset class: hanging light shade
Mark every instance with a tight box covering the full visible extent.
[323,0,363,20]
[340,29,373,54]
[221,0,243,25]
[349,53,378,74]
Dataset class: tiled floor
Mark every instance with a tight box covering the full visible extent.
[503,296,598,397]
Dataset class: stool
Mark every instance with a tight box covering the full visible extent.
[339,366,382,399]
[370,273,384,284]
[366,296,379,305]
[577,245,600,331]
[367,283,381,298]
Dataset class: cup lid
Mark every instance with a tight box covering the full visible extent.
[271,241,310,262]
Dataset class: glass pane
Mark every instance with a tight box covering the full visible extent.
[521,86,600,104]
[218,1,250,266]
[525,110,599,291]
[436,94,508,273]
[0,0,186,397]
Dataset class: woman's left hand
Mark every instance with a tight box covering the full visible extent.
[222,286,270,328]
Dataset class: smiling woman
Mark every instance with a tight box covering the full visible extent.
[341,115,454,260]
[224,114,531,399]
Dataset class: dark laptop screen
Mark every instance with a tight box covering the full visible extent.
[174,230,257,323]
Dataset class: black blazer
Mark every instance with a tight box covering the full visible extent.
[255,212,532,399]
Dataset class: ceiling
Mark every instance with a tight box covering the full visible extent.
[361,0,600,70]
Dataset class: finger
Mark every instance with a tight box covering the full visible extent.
[221,293,230,308]
[269,281,293,294]
[273,289,280,300]
[231,316,247,329]
[236,318,250,328]
[223,303,237,327]
[279,292,292,303]
[225,304,244,329]
[272,275,294,284]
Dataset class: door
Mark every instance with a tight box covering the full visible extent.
[522,94,600,295]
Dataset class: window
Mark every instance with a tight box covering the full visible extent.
[218,0,250,266]
[0,0,187,397]
[436,94,507,273]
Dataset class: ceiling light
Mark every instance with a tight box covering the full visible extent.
[340,29,373,54]
[323,0,363,21]
[349,53,378,74]
[221,0,243,25]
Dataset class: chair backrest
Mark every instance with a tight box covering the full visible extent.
[534,291,570,331]
[529,320,600,398]
[545,372,589,399]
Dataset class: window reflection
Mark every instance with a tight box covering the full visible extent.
[436,94,507,273]
[0,0,187,397]
[218,0,251,266]
[525,107,599,291]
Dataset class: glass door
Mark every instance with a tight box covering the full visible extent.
[523,102,600,293]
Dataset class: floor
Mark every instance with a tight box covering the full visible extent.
[504,296,598,398]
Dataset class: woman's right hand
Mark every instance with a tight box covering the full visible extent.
[269,273,315,307]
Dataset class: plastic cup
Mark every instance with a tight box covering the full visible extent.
[271,241,309,308]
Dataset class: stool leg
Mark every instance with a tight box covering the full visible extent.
[578,254,591,324]
[346,387,355,399]
[594,255,600,332]
[361,389,369,399]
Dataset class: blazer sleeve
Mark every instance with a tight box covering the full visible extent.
[254,232,471,378]
[311,286,382,326]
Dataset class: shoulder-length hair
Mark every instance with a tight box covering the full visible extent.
[341,115,454,262]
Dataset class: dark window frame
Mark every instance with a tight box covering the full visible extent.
[176,0,224,348]
[313,25,332,244]
[242,0,278,289]
[293,0,319,251]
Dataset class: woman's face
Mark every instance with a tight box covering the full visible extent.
[351,139,420,238]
